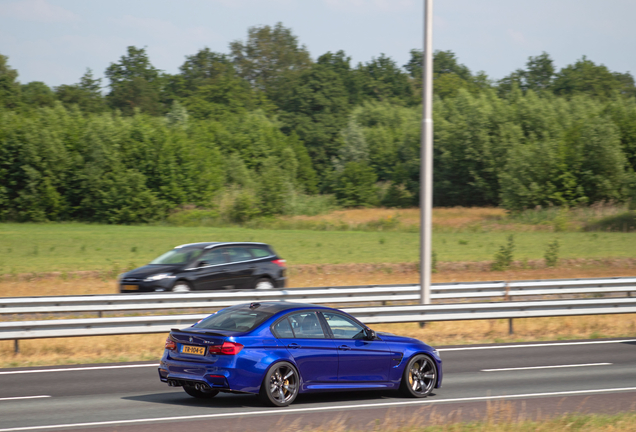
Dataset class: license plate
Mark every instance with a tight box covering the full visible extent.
[181,345,206,356]
[123,285,138,290]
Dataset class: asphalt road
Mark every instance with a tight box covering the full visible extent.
[1,338,636,431]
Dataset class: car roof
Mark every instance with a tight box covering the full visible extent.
[174,242,269,250]
[229,301,332,314]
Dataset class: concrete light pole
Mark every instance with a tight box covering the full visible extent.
[420,0,433,305]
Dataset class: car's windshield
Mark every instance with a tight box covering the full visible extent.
[195,307,273,332]
[150,248,203,265]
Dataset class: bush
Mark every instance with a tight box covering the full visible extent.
[545,238,560,267]
[491,235,515,271]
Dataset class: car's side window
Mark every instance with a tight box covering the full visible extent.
[249,247,271,258]
[287,312,326,339]
[198,248,226,266]
[322,312,366,339]
[227,247,253,263]
[272,318,294,338]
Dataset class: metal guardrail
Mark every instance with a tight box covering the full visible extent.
[1,277,634,316]
[1,277,635,353]
[2,297,636,341]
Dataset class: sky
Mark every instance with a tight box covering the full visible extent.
[1,0,635,88]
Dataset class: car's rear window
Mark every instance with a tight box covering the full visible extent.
[194,307,273,332]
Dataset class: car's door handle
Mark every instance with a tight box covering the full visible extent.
[287,343,301,349]
[338,345,351,351]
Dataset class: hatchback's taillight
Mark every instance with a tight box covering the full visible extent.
[165,336,177,351]
[208,341,244,355]
[272,259,286,268]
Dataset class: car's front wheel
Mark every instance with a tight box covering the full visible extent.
[399,354,437,398]
[183,384,219,399]
[259,362,299,407]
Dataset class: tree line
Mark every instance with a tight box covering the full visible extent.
[1,22,636,223]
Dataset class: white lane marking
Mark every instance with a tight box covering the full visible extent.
[0,396,50,402]
[439,339,636,352]
[2,387,636,431]
[0,364,159,375]
[482,363,612,372]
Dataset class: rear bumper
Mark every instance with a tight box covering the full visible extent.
[158,353,265,394]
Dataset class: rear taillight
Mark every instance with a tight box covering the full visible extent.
[272,259,286,268]
[208,341,244,355]
[165,336,177,351]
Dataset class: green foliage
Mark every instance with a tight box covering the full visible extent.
[230,22,312,101]
[545,238,560,267]
[4,29,636,222]
[105,46,163,115]
[0,54,21,110]
[56,69,105,113]
[332,162,378,207]
[491,235,515,271]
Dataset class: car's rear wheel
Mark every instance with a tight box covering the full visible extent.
[254,277,274,290]
[399,354,437,398]
[259,362,299,407]
[183,384,219,399]
[172,281,191,292]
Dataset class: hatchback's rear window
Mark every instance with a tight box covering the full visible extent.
[195,307,273,332]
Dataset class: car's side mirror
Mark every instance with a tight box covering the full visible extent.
[197,260,209,267]
[364,328,376,340]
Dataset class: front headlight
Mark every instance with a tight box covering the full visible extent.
[144,273,175,282]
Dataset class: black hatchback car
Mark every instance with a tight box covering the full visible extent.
[119,242,286,293]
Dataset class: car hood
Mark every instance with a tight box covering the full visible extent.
[123,264,182,279]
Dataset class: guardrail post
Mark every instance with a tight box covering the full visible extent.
[14,340,19,354]
[508,319,514,335]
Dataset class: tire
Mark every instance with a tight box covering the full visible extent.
[172,281,192,292]
[183,384,219,399]
[259,362,299,407]
[399,354,437,398]
[254,277,275,290]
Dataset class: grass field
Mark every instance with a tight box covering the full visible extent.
[2,222,636,275]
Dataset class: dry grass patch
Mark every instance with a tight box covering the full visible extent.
[282,207,506,231]
[304,409,636,432]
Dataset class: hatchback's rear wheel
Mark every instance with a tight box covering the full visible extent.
[254,277,274,290]
[183,384,219,399]
[259,362,299,407]
[399,354,437,398]
[172,281,191,292]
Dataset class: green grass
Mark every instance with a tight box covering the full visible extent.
[1,223,636,274]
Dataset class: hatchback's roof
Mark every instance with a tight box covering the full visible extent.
[174,242,268,249]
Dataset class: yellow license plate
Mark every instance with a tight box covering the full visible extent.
[123,285,138,290]
[181,345,206,356]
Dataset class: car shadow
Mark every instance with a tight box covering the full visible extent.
[122,389,424,409]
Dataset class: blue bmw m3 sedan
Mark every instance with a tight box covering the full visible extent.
[158,302,442,406]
